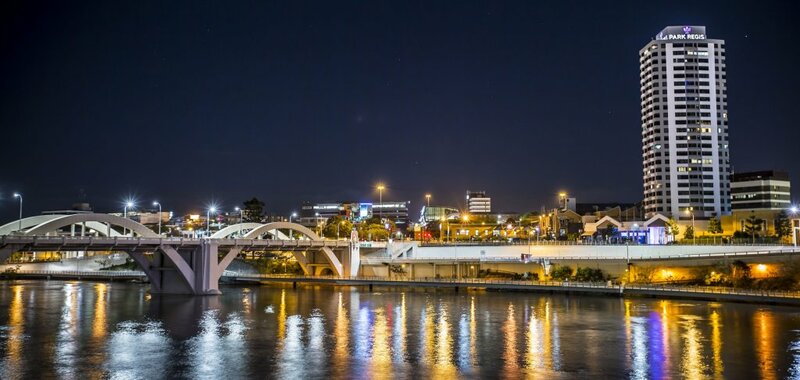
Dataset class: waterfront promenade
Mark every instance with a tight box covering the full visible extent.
[4,269,800,306]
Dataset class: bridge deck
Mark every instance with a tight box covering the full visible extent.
[0,236,350,251]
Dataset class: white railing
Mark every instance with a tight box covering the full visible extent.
[3,269,146,277]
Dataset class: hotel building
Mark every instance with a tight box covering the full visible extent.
[640,26,731,219]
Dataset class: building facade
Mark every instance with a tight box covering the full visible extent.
[419,206,460,224]
[731,170,791,211]
[466,190,491,214]
[640,26,731,219]
[299,201,411,230]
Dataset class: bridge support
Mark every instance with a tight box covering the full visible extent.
[146,240,223,295]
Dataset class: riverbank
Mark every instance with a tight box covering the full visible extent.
[225,274,800,307]
[4,270,800,306]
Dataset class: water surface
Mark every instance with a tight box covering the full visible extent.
[1,280,799,379]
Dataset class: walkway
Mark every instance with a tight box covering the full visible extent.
[225,273,800,306]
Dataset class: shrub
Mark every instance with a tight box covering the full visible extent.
[549,265,573,280]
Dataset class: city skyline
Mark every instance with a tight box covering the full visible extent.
[2,1,799,221]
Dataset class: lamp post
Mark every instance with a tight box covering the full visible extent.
[152,201,162,236]
[336,220,346,240]
[790,206,799,246]
[123,201,134,236]
[235,207,244,237]
[289,212,297,224]
[207,206,217,237]
[685,207,695,245]
[425,193,431,207]
[12,193,22,232]
[377,184,385,221]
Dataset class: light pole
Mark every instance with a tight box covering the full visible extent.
[685,207,695,245]
[289,212,297,224]
[123,201,134,236]
[152,201,162,236]
[12,193,22,232]
[791,206,799,246]
[425,193,431,207]
[235,207,244,237]
[377,184,385,221]
[207,206,217,237]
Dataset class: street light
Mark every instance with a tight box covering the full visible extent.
[290,212,297,223]
[425,193,431,207]
[235,207,244,236]
[123,201,134,236]
[207,206,217,237]
[12,193,22,232]
[685,207,695,245]
[789,206,799,246]
[376,184,385,221]
[152,201,162,236]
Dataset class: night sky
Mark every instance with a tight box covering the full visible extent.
[1,1,799,221]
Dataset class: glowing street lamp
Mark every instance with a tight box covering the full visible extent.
[12,193,22,232]
[123,200,135,236]
[376,184,385,220]
[207,206,217,236]
[790,206,800,246]
[152,201,162,235]
[235,207,244,236]
[290,212,297,223]
[425,193,432,207]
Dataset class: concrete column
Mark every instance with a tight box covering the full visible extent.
[195,240,221,295]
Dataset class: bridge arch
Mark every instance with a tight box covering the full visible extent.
[210,223,266,239]
[239,222,343,276]
[21,214,158,237]
[0,215,64,236]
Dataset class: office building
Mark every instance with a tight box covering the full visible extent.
[299,200,411,230]
[640,26,731,219]
[419,206,460,224]
[731,170,791,211]
[466,190,491,214]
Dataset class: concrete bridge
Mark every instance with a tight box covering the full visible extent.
[0,213,359,295]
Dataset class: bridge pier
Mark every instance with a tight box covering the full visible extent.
[145,241,222,296]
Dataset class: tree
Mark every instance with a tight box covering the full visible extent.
[242,198,265,223]
[666,218,680,238]
[684,225,695,240]
[550,265,573,281]
[708,217,723,234]
[322,216,353,239]
[775,210,792,238]
[744,212,764,239]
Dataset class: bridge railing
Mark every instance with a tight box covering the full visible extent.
[3,269,146,277]
[419,239,789,247]
[360,248,800,263]
[0,235,351,247]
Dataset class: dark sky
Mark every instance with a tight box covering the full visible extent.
[1,1,798,221]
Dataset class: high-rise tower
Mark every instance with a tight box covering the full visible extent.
[640,26,731,219]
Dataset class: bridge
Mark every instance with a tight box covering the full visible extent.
[0,213,359,295]
[2,213,798,295]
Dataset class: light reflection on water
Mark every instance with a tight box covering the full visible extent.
[1,280,800,378]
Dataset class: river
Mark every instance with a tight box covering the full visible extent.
[0,280,799,379]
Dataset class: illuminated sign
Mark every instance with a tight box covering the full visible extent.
[359,203,372,219]
[655,25,707,41]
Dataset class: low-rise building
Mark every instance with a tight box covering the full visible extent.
[466,190,491,214]
[731,170,791,211]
